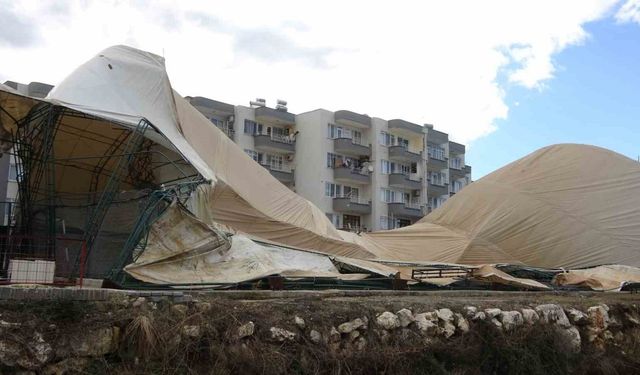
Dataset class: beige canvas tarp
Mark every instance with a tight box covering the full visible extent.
[3,45,640,288]
[552,265,640,291]
[125,202,374,284]
[369,144,640,269]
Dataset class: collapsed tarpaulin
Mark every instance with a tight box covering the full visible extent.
[552,265,640,291]
[125,203,375,285]
[3,45,640,290]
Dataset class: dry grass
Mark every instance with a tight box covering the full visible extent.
[123,315,160,359]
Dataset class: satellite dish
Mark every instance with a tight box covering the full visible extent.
[368,165,374,172]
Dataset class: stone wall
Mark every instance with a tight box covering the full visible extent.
[1,291,640,374]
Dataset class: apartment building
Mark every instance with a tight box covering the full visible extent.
[187,97,298,189]
[187,96,473,232]
[0,81,54,225]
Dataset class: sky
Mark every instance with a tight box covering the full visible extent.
[0,0,639,178]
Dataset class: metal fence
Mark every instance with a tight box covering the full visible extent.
[0,235,86,286]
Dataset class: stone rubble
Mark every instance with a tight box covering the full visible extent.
[376,312,401,330]
[238,321,255,339]
[269,327,297,342]
[500,311,524,331]
[414,313,438,336]
[338,318,366,333]
[566,308,589,326]
[294,316,306,330]
[396,308,414,328]
[521,308,540,325]
[309,330,322,344]
[535,304,571,328]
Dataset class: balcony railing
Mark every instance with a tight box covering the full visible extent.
[333,137,371,156]
[390,169,421,180]
[332,165,371,184]
[335,193,370,205]
[428,152,447,161]
[261,161,292,173]
[215,124,235,139]
[387,201,424,218]
[254,130,294,144]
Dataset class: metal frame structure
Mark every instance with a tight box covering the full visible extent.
[0,98,206,283]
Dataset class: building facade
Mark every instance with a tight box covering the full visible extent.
[0,81,54,225]
[187,96,472,232]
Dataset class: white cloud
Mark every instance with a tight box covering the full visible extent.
[0,0,623,143]
[616,0,640,24]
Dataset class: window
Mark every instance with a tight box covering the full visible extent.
[243,119,257,134]
[450,157,462,169]
[396,219,411,228]
[352,130,362,145]
[8,164,17,181]
[428,145,446,160]
[452,180,463,193]
[380,188,396,203]
[430,172,446,186]
[380,160,391,174]
[326,213,342,228]
[272,127,285,137]
[378,131,395,146]
[244,149,260,162]
[343,215,361,231]
[327,153,338,168]
[266,154,284,171]
[327,123,343,139]
[392,163,411,175]
[328,123,347,139]
[381,188,411,203]
[379,216,390,230]
[396,137,409,148]
[325,182,343,198]
[343,186,359,200]
[3,198,14,226]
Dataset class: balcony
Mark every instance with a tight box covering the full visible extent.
[427,129,449,144]
[449,166,466,181]
[335,110,371,129]
[388,119,424,136]
[255,106,295,126]
[333,166,371,185]
[188,96,235,117]
[253,132,295,154]
[428,182,449,197]
[387,202,424,219]
[449,141,465,155]
[427,155,448,171]
[261,163,294,184]
[333,195,372,215]
[464,165,472,176]
[214,123,235,140]
[389,145,422,163]
[333,137,370,157]
[388,173,422,190]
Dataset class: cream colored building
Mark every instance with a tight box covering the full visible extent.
[186,97,472,232]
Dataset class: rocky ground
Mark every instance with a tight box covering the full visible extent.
[1,289,640,374]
